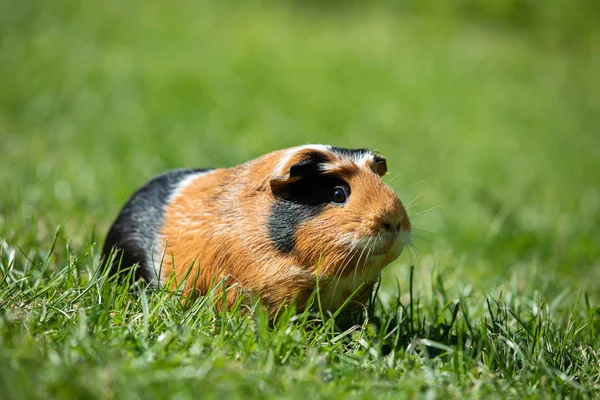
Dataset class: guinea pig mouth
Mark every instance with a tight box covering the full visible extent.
[370,235,400,256]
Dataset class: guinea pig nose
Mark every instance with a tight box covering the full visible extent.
[380,217,402,234]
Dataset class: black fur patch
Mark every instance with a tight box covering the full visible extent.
[289,151,330,177]
[268,173,350,253]
[268,201,325,253]
[102,168,212,282]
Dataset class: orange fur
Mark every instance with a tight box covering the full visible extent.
[157,146,411,316]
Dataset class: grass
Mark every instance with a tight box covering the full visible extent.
[1,0,599,398]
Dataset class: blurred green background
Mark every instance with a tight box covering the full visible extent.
[1,0,599,299]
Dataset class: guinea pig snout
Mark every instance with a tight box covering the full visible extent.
[380,216,402,234]
[377,207,409,235]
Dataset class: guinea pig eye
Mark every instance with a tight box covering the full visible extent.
[331,187,347,204]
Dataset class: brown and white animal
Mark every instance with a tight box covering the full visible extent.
[102,145,411,316]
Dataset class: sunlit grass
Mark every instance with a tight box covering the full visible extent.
[1,237,598,399]
[1,0,599,398]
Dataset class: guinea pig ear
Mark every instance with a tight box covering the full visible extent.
[371,155,388,176]
[288,157,320,178]
[270,154,323,198]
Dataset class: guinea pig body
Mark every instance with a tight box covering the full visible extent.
[103,145,411,315]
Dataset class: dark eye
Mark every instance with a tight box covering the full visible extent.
[331,187,347,204]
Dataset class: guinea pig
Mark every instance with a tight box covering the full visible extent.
[102,145,411,317]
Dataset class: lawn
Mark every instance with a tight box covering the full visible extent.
[1,1,599,398]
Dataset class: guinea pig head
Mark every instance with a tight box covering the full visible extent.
[268,146,411,283]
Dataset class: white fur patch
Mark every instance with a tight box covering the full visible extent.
[326,146,375,169]
[298,143,330,153]
[354,152,375,167]
[167,170,215,206]
[277,145,378,176]
[275,144,330,176]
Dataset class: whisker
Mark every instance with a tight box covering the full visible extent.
[352,236,372,286]
[325,249,349,283]
[362,238,376,275]
[330,240,361,301]
[411,227,443,237]
[412,202,448,216]
[340,240,361,273]
[387,173,401,184]
[405,193,422,209]
[324,239,358,275]
[411,233,441,249]
[408,243,433,270]
[407,215,435,221]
